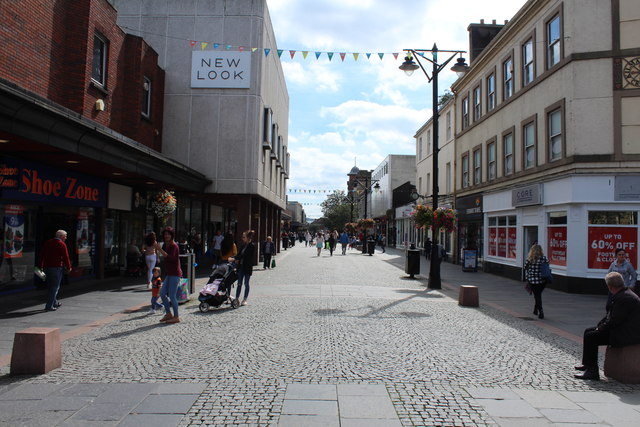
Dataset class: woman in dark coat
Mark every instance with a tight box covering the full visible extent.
[231,230,256,306]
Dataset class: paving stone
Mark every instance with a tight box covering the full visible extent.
[514,389,581,409]
[474,398,543,418]
[119,413,185,427]
[133,394,200,414]
[281,399,338,416]
[285,383,336,400]
[70,402,136,421]
[278,414,339,426]
[338,395,399,419]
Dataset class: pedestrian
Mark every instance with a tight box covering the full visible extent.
[524,244,549,319]
[282,230,289,250]
[142,232,158,289]
[424,237,432,260]
[148,266,164,314]
[220,232,237,263]
[212,230,224,266]
[39,229,72,311]
[340,230,349,255]
[305,231,311,247]
[231,230,256,306]
[315,232,325,256]
[328,230,337,256]
[155,227,182,324]
[608,248,637,290]
[574,272,640,380]
[380,234,386,253]
[262,235,275,269]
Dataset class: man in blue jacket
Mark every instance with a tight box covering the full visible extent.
[339,230,349,255]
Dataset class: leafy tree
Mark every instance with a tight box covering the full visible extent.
[438,90,453,107]
[320,191,352,231]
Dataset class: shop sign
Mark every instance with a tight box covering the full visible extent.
[191,51,251,88]
[455,193,483,219]
[512,184,542,207]
[614,176,640,201]
[2,160,107,207]
[3,205,24,259]
[547,226,567,266]
[0,159,19,189]
[588,226,637,269]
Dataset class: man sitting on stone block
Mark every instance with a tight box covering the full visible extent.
[575,271,640,380]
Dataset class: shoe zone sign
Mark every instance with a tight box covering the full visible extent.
[191,51,251,88]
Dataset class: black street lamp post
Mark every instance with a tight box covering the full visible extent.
[400,45,468,289]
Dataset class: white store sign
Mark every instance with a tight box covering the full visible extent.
[191,51,251,88]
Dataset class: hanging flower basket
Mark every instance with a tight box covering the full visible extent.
[411,205,434,229]
[433,207,457,233]
[150,190,177,218]
[357,218,375,230]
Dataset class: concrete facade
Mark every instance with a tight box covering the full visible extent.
[449,0,640,293]
[370,155,416,219]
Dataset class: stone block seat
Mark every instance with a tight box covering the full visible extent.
[604,343,640,384]
[10,327,61,375]
[458,285,479,307]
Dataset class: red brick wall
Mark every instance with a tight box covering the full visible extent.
[0,0,164,151]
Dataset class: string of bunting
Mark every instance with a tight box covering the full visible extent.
[288,189,342,193]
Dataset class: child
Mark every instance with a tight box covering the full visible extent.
[148,267,164,314]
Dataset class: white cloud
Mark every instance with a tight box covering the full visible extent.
[281,61,341,93]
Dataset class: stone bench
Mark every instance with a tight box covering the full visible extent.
[10,327,61,375]
[458,285,479,307]
[604,343,640,384]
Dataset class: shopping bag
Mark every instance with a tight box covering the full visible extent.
[271,258,276,268]
[176,278,190,303]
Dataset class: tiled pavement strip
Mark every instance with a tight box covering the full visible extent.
[0,244,639,426]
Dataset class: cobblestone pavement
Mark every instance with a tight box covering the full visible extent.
[1,245,640,426]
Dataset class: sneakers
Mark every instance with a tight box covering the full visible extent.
[159,313,174,323]
[241,299,248,306]
[148,309,156,315]
[164,316,181,324]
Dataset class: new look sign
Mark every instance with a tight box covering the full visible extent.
[191,51,251,88]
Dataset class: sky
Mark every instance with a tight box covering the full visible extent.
[266,0,528,219]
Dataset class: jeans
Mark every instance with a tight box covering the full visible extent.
[150,296,163,310]
[160,275,180,316]
[145,254,157,284]
[44,267,64,309]
[236,269,251,300]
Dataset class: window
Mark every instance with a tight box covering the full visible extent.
[473,148,482,185]
[91,34,107,86]
[503,132,514,176]
[418,177,422,196]
[446,162,451,193]
[487,141,496,181]
[488,215,517,259]
[588,211,637,225]
[462,96,469,129]
[142,77,151,118]
[487,73,496,111]
[473,86,481,121]
[548,109,562,161]
[461,154,469,188]
[503,58,513,100]
[426,173,431,196]
[523,121,536,169]
[427,130,431,154]
[446,112,452,140]
[522,38,534,86]
[546,14,561,69]
[418,137,423,160]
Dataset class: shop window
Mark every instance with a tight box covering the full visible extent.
[588,211,638,270]
[588,211,637,225]
[487,73,496,111]
[547,211,567,266]
[488,215,516,259]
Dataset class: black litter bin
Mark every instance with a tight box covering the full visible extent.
[367,239,376,256]
[405,245,421,278]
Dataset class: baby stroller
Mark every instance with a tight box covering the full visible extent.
[125,253,144,277]
[198,262,240,312]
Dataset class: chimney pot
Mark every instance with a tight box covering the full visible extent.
[480,19,485,24]
[492,19,496,24]
[504,20,508,24]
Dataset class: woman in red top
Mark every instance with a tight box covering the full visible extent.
[155,227,182,324]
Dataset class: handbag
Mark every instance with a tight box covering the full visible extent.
[540,260,553,283]
[34,266,46,281]
[524,283,532,295]
[271,258,276,268]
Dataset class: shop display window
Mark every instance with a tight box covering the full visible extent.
[588,211,638,269]
[547,211,567,266]
[488,215,517,259]
[1,204,37,293]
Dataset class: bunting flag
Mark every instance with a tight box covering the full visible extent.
[288,189,342,193]
[302,51,309,59]
[200,42,208,50]
[315,52,322,60]
[339,52,346,61]
[189,40,197,48]
[289,50,296,59]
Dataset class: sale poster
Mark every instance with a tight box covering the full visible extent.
[488,228,497,256]
[76,211,90,255]
[3,205,24,259]
[547,226,567,266]
[507,227,517,259]
[497,228,507,258]
[588,227,637,269]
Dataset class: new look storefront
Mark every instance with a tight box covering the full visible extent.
[483,175,640,294]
